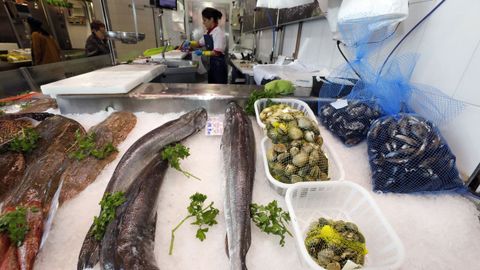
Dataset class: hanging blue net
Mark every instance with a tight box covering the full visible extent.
[318,17,467,194]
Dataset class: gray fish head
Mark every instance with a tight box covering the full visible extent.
[185,107,208,127]
[225,102,242,119]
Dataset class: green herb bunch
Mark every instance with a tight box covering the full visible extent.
[20,102,30,109]
[9,128,40,153]
[69,129,117,161]
[91,192,127,241]
[169,192,219,255]
[162,144,201,181]
[0,207,39,246]
[245,90,278,115]
[250,200,293,247]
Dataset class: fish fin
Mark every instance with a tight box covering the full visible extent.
[225,234,229,258]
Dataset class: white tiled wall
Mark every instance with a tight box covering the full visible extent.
[257,29,274,63]
[281,24,298,57]
[248,0,480,177]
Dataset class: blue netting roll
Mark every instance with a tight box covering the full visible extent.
[367,114,464,193]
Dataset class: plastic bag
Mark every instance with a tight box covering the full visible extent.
[256,0,313,9]
[368,114,464,193]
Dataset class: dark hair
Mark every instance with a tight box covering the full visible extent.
[27,17,49,36]
[90,20,106,31]
[202,7,222,23]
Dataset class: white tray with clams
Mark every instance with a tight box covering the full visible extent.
[261,137,344,195]
[255,98,345,195]
[285,181,405,270]
[254,98,318,129]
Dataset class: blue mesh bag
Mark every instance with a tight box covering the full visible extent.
[368,113,464,193]
[363,54,467,194]
[318,20,390,146]
[322,14,467,194]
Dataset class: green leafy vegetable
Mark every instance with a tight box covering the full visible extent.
[0,109,4,115]
[250,200,293,247]
[69,129,117,161]
[244,80,295,115]
[0,207,31,246]
[91,192,127,241]
[169,192,219,255]
[161,144,201,181]
[8,128,40,153]
[20,102,30,109]
[245,90,278,115]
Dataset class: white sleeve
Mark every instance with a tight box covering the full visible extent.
[213,29,226,53]
[199,36,205,47]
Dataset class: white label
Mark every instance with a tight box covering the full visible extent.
[205,116,224,136]
[330,99,349,109]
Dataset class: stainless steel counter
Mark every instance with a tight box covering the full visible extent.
[56,83,326,115]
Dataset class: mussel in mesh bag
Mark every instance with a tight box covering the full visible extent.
[267,140,329,184]
[367,114,464,193]
[305,218,367,269]
[320,101,381,146]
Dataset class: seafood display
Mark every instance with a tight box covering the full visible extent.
[78,108,207,270]
[59,112,137,203]
[1,115,84,270]
[0,119,34,144]
[18,98,57,113]
[267,140,329,183]
[260,103,330,184]
[0,112,54,122]
[102,155,168,270]
[261,104,321,144]
[305,218,367,269]
[320,101,381,146]
[368,114,464,193]
[0,153,25,202]
[222,102,256,270]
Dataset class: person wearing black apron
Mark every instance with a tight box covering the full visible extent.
[183,7,228,84]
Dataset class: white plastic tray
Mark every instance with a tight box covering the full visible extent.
[254,98,318,129]
[285,181,405,270]
[260,136,345,196]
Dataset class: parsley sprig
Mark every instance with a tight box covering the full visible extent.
[91,192,127,241]
[245,90,278,115]
[0,207,39,246]
[8,128,40,153]
[169,192,219,255]
[250,200,293,247]
[69,129,117,161]
[161,144,201,181]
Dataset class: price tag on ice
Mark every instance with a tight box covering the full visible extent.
[205,116,224,136]
[330,99,349,109]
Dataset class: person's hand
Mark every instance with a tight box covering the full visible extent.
[194,49,203,56]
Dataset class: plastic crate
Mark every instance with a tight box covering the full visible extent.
[285,181,405,270]
[254,98,318,129]
[261,137,345,196]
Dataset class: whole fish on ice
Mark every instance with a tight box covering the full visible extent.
[222,102,256,270]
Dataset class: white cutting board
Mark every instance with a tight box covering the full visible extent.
[151,50,188,61]
[40,64,166,97]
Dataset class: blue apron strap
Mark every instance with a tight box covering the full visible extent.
[204,34,214,51]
